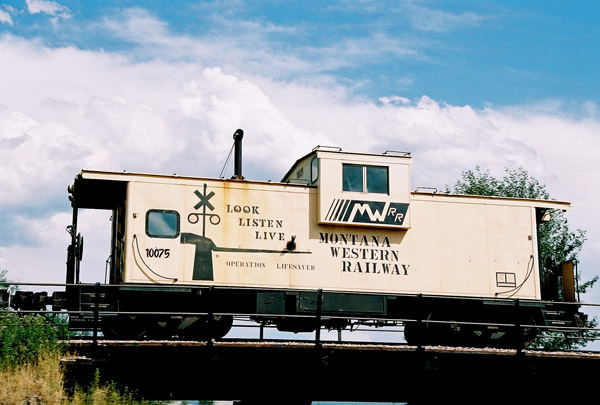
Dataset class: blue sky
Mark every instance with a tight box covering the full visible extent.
[2,1,599,108]
[1,1,600,320]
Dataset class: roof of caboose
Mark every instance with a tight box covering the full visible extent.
[71,144,572,213]
[280,145,412,183]
[411,189,571,210]
[70,168,309,210]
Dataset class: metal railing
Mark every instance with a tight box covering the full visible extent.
[2,281,600,353]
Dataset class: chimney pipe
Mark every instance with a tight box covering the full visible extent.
[233,129,244,179]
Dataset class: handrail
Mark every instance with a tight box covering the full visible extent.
[2,281,599,351]
[3,280,598,307]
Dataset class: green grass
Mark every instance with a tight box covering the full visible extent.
[0,312,149,404]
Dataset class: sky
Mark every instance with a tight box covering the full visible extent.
[0,1,599,330]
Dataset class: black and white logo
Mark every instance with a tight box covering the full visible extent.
[326,199,409,226]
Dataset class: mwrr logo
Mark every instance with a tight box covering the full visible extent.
[326,199,409,226]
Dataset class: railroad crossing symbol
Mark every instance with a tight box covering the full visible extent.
[188,184,221,234]
[194,188,215,211]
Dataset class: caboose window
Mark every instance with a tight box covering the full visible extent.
[343,164,363,192]
[343,164,388,194]
[146,210,180,238]
[311,156,319,184]
[366,166,388,194]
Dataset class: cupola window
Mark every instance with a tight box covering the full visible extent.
[343,164,389,194]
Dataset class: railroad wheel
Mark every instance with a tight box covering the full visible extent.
[458,324,507,348]
[403,321,424,345]
[177,315,233,340]
[146,317,181,340]
[405,312,539,348]
[498,319,538,348]
[404,313,469,346]
[427,314,465,346]
[101,315,148,339]
[461,317,538,348]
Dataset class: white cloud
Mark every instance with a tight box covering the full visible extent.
[0,6,14,26]
[405,1,486,32]
[0,210,110,283]
[312,32,425,70]
[98,7,425,84]
[25,0,71,20]
[379,96,411,106]
[0,212,71,283]
[101,7,169,45]
[0,35,327,208]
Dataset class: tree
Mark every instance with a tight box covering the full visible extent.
[446,166,598,349]
[0,268,7,287]
[1,269,8,303]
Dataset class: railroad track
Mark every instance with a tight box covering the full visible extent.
[66,337,600,359]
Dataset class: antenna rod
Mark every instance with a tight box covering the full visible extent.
[233,129,244,179]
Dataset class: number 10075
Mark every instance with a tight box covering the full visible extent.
[146,248,171,258]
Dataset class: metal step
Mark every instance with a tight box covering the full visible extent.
[542,309,575,328]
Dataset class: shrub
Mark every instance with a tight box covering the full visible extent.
[0,312,68,369]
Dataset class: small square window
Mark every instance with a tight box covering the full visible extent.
[343,164,364,192]
[366,166,388,194]
[146,210,180,238]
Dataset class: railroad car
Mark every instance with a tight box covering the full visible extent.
[14,130,586,346]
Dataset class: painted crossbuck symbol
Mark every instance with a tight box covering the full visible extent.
[194,188,215,211]
[188,184,221,235]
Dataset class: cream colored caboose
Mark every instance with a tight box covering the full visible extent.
[80,146,568,302]
[63,142,583,342]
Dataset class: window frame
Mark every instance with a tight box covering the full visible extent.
[342,164,364,192]
[310,156,319,184]
[365,165,389,194]
[145,209,181,239]
[342,164,389,195]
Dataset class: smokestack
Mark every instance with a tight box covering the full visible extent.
[233,129,244,179]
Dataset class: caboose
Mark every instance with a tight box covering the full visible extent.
[53,130,584,346]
